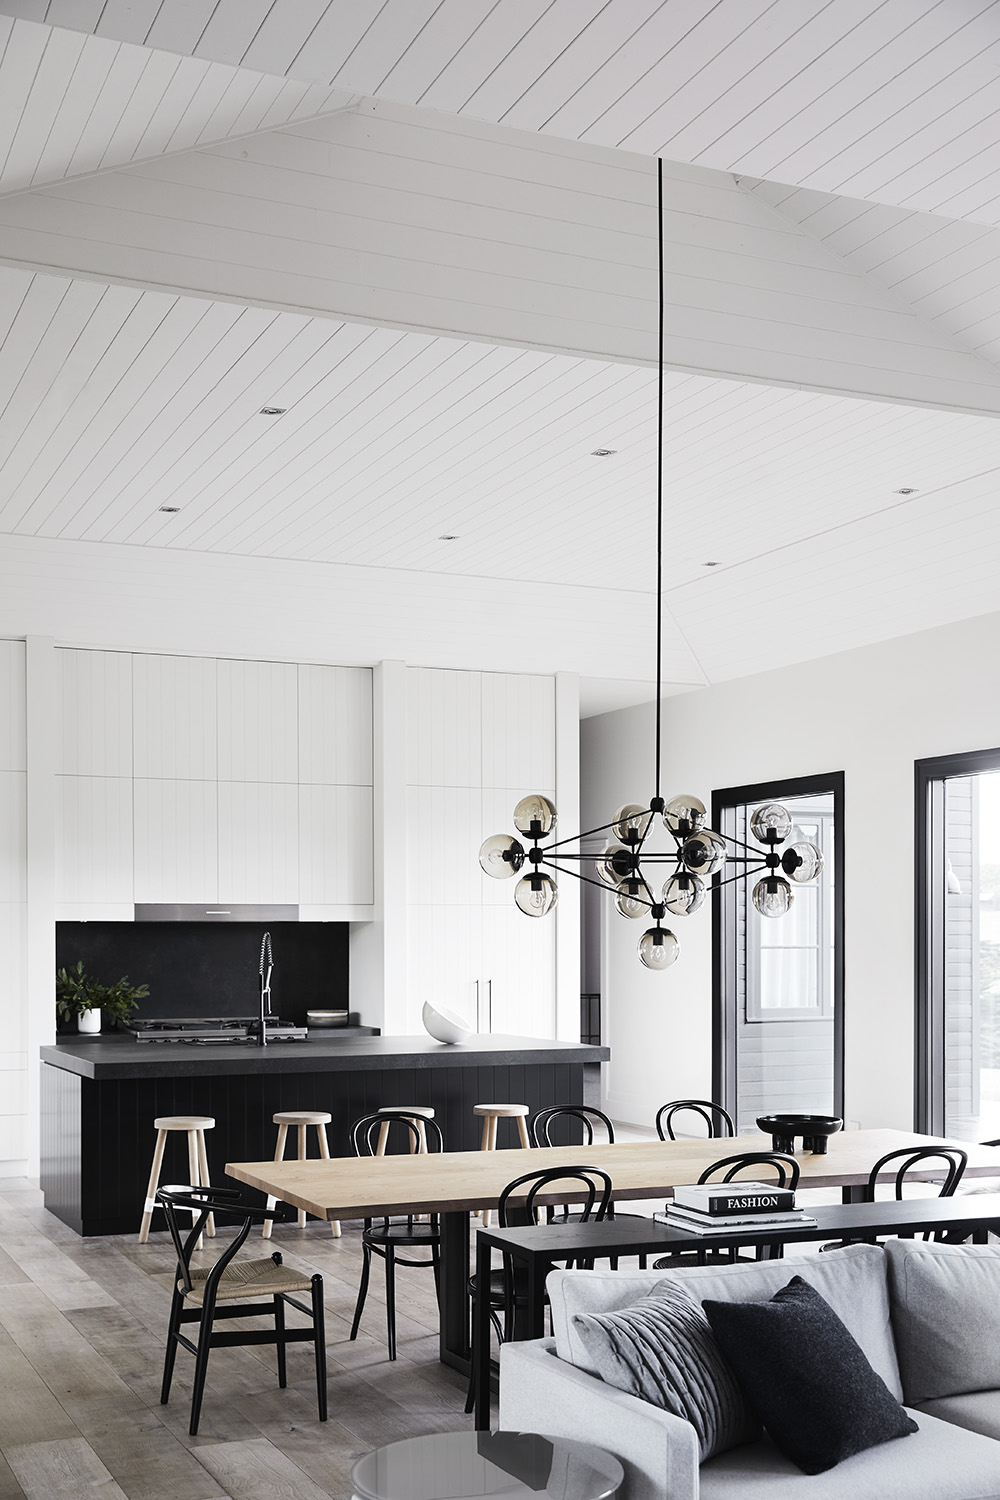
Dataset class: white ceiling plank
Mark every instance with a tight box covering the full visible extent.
[237,0,331,77]
[0,18,48,181]
[191,0,274,65]
[97,46,181,169]
[330,0,447,94]
[192,64,273,144]
[0,22,86,189]
[130,51,211,159]
[375,0,497,107]
[1,0,43,15]
[44,0,103,25]
[62,40,149,179]
[417,0,554,114]
[279,0,385,86]
[27,32,118,187]
[449,0,612,120]
[94,0,164,46]
[143,0,217,56]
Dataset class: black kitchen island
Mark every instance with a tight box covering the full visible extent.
[40,1032,610,1234]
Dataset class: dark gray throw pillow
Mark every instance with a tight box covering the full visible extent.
[702,1275,918,1475]
[571,1280,758,1460]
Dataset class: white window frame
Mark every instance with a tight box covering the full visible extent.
[746,806,835,1023]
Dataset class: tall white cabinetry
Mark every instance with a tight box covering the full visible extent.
[0,641,27,1167]
[406,668,557,1038]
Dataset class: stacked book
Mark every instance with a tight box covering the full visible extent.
[657,1180,817,1235]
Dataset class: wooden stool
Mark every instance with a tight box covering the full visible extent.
[473,1103,531,1226]
[139,1115,215,1245]
[262,1111,341,1239]
[375,1105,436,1156]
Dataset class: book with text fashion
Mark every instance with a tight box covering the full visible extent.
[656,1207,818,1234]
[672,1181,796,1216]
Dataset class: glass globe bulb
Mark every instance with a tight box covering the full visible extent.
[512,794,557,839]
[615,888,648,920]
[680,830,726,877]
[595,842,632,888]
[750,802,792,845]
[514,874,558,918]
[781,841,824,884]
[663,794,707,838]
[478,834,525,880]
[662,871,706,916]
[612,803,653,844]
[752,875,793,918]
[638,926,679,970]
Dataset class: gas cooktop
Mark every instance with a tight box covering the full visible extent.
[129,1016,309,1044]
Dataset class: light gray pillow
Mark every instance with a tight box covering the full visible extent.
[571,1279,758,1461]
[885,1238,1000,1404]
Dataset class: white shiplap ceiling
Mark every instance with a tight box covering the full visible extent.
[10,0,1000,228]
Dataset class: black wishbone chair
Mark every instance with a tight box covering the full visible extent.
[465,1164,613,1415]
[348,1112,443,1361]
[652,1150,800,1269]
[656,1099,735,1141]
[157,1184,326,1436]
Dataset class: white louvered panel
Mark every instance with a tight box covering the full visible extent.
[217,781,298,904]
[0,641,25,772]
[405,902,482,1036]
[56,649,131,777]
[482,904,555,1039]
[133,777,217,903]
[54,775,132,905]
[299,783,373,905]
[405,786,481,908]
[480,674,555,791]
[0,772,26,903]
[132,654,217,780]
[0,904,27,1054]
[297,665,372,786]
[217,658,297,782]
[406,669,482,789]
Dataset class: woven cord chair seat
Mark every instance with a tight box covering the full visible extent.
[182,1255,314,1304]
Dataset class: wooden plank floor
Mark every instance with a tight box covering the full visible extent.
[0,1178,474,1500]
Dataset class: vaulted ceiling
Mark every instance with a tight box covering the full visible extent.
[0,2,999,713]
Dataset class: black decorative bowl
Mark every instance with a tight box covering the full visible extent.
[756,1113,843,1155]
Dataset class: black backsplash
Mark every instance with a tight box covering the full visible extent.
[55,921,349,1027]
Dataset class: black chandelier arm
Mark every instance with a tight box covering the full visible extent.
[534,857,654,904]
[542,814,638,852]
[711,862,771,892]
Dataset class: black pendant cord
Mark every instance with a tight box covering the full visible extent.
[654,155,665,804]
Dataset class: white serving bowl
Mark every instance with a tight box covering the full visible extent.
[422,1001,473,1045]
[306,1009,349,1029]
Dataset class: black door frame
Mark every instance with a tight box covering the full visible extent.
[914,745,1000,1134]
[711,771,845,1124]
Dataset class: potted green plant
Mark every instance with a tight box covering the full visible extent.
[56,961,150,1035]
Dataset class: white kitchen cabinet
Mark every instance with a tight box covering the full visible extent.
[0,772,26,904]
[134,778,218,903]
[407,668,482,788]
[0,902,27,1056]
[480,673,555,790]
[133,654,217,780]
[55,776,132,907]
[0,641,25,773]
[218,781,299,903]
[299,784,373,905]
[56,649,131,776]
[482,904,556,1038]
[298,665,373,786]
[217,659,298,783]
[406,903,483,1031]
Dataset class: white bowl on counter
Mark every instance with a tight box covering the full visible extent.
[422,1001,473,1045]
[306,1009,349,1029]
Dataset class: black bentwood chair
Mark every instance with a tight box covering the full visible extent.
[465,1164,613,1415]
[656,1099,736,1141]
[530,1104,649,1266]
[348,1112,444,1361]
[652,1150,800,1270]
[157,1185,327,1436]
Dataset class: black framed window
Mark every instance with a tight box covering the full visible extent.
[712,772,845,1131]
[915,745,1000,1137]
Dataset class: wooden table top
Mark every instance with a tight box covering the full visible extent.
[226,1128,1000,1221]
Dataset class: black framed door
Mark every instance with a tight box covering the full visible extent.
[712,772,845,1129]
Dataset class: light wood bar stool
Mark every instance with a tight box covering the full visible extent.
[375,1105,436,1156]
[262,1111,341,1239]
[139,1116,215,1245]
[473,1103,531,1226]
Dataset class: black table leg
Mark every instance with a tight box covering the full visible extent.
[474,1232,494,1430]
[440,1210,471,1373]
[842,1185,867,1204]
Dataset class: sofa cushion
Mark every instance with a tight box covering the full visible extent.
[548,1243,903,1400]
[697,1410,1000,1500]
[917,1390,1000,1442]
[702,1276,917,1474]
[885,1237,1000,1403]
[570,1279,758,1461]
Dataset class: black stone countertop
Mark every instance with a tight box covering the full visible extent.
[41,1031,611,1081]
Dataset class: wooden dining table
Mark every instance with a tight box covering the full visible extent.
[227,1127,1000,1376]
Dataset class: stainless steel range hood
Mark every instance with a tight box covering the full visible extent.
[133,904,299,922]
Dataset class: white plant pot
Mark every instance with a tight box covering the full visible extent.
[422,1000,472,1045]
[77,1009,102,1034]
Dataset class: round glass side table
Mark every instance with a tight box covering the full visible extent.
[351,1430,624,1500]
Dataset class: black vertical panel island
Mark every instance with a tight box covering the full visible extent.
[40,1033,610,1235]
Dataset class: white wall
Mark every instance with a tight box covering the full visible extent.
[583,606,1000,1133]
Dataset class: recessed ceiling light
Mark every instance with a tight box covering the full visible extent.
[158,506,180,513]
[702,561,719,567]
[590,448,617,456]
[260,406,286,416]
[439,534,459,541]
[895,487,918,495]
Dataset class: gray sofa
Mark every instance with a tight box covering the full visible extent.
[498,1240,1000,1500]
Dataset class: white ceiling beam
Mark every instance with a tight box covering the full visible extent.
[1,99,999,416]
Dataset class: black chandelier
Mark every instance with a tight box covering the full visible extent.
[478,160,823,970]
